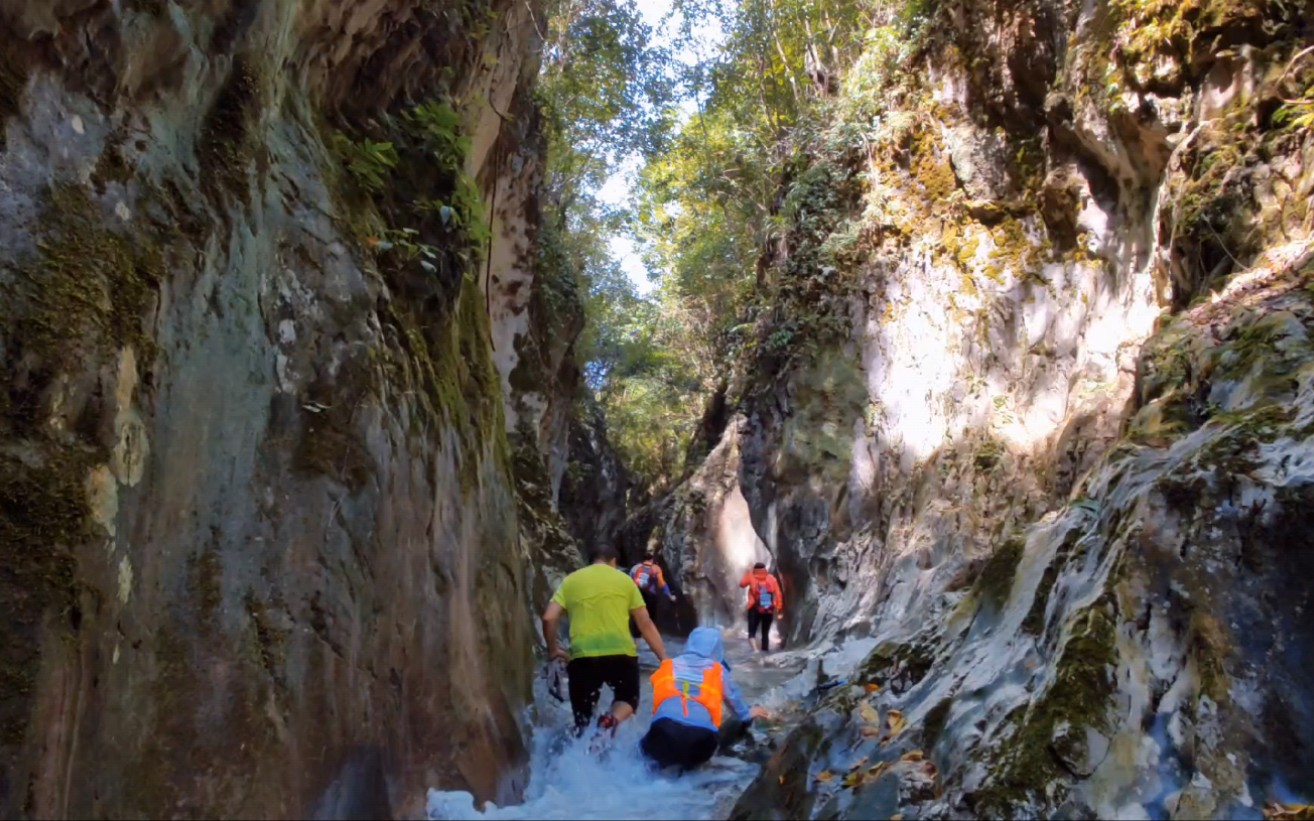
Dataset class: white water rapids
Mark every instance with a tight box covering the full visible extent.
[426,628,879,821]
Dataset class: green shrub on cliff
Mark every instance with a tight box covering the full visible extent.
[330,135,398,194]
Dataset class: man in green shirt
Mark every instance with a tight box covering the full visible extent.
[542,544,668,737]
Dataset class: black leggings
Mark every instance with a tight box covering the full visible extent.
[748,608,775,650]
[641,718,719,771]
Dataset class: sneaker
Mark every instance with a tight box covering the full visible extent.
[588,714,619,755]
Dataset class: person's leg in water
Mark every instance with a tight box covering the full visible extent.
[591,655,641,743]
[567,658,604,736]
[759,607,774,651]
[746,608,762,649]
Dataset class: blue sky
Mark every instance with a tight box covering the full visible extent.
[594,0,726,296]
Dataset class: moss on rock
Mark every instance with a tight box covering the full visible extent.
[0,45,26,152]
[1022,525,1084,636]
[972,604,1118,817]
[374,273,510,493]
[0,451,92,746]
[858,637,938,695]
[972,532,1026,611]
[7,185,164,375]
[910,125,958,202]
[197,56,264,205]
[0,175,167,809]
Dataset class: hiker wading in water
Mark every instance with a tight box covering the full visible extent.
[739,562,784,652]
[541,544,668,740]
[640,626,769,773]
[628,551,677,637]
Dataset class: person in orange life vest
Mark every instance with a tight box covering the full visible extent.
[640,627,769,772]
[739,562,783,652]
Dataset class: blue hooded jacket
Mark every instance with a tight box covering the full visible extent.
[652,627,753,732]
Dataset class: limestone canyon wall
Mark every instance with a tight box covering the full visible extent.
[0,0,577,817]
[642,0,1314,816]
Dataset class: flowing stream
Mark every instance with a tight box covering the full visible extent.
[426,628,878,820]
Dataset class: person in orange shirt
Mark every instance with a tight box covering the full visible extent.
[630,552,677,607]
[738,562,784,652]
[628,552,677,638]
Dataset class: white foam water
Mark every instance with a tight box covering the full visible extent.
[426,629,881,821]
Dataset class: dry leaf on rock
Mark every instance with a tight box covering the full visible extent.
[859,701,880,725]
[866,762,891,781]
[884,708,907,741]
[1265,804,1314,821]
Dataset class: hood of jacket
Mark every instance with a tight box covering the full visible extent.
[684,627,725,664]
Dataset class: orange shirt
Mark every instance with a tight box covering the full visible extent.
[630,561,667,593]
[739,570,783,612]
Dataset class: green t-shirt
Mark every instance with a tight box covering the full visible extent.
[551,563,646,659]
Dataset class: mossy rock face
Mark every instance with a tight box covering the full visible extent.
[1113,0,1294,74]
[0,451,97,818]
[857,637,938,696]
[373,272,510,493]
[0,44,26,152]
[0,179,168,809]
[0,176,173,740]
[1022,522,1085,636]
[5,185,164,385]
[972,604,1118,817]
[972,533,1026,612]
[197,56,265,206]
[911,127,958,202]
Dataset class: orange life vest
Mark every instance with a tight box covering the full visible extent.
[651,659,724,727]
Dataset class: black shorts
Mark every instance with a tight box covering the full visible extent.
[567,655,641,730]
[641,718,719,771]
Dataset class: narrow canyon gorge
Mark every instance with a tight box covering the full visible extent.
[1,0,1311,819]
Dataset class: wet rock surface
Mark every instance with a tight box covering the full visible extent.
[558,392,629,558]
[1,0,1312,817]
[652,0,1314,816]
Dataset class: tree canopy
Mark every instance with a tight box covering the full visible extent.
[542,0,901,497]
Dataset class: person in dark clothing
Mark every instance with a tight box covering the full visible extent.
[642,718,721,770]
